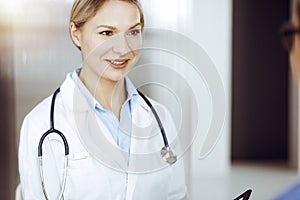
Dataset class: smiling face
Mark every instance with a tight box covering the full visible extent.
[70,0,142,83]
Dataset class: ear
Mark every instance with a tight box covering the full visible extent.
[70,22,82,49]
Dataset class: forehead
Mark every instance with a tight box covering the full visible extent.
[88,0,140,28]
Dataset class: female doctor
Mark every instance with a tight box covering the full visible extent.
[18,0,188,199]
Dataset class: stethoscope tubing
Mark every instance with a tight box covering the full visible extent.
[38,88,69,200]
[137,90,169,147]
[38,88,69,157]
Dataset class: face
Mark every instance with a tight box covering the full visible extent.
[290,17,300,81]
[71,0,142,83]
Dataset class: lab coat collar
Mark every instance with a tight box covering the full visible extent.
[61,72,150,113]
[60,74,158,168]
[60,73,92,112]
[60,74,131,171]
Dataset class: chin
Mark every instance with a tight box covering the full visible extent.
[106,73,127,83]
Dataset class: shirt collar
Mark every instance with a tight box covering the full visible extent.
[125,76,139,113]
[71,68,138,112]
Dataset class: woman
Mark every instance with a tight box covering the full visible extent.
[18,0,187,199]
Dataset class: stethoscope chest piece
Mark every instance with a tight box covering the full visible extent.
[161,146,177,165]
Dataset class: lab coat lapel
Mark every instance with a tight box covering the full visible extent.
[126,97,162,199]
[129,97,168,172]
[60,74,128,171]
[125,98,151,199]
[130,97,154,154]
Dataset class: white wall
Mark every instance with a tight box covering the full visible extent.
[140,0,232,198]
[188,0,232,174]
[187,0,232,198]
[13,1,82,138]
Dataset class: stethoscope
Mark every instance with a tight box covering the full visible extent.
[38,87,177,200]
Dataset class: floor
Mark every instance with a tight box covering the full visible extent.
[189,162,300,200]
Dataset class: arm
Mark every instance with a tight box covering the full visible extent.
[19,115,46,199]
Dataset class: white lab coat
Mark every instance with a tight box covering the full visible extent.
[18,73,188,200]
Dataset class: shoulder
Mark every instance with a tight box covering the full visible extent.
[21,90,67,137]
[135,94,177,141]
[23,73,74,128]
[136,94,169,113]
[24,93,62,123]
[136,94,173,122]
[23,95,52,127]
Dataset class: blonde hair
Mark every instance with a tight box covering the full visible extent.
[69,0,144,49]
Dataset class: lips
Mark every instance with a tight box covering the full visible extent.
[105,59,130,69]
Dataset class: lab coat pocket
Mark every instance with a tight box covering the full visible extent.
[63,151,111,200]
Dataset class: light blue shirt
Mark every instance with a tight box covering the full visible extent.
[71,68,138,160]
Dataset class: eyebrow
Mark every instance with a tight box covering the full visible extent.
[129,22,142,29]
[96,22,142,30]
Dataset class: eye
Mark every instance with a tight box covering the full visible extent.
[99,30,113,36]
[127,29,141,36]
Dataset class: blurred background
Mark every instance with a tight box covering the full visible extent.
[0,0,298,199]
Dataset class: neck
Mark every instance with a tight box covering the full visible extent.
[79,67,126,119]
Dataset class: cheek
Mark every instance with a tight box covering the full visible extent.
[130,49,141,67]
[127,36,142,52]
[82,39,113,62]
[133,48,141,57]
[80,39,94,59]
[80,31,106,57]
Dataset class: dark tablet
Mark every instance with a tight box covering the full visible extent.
[234,189,252,200]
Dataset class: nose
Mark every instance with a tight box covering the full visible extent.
[112,32,133,56]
